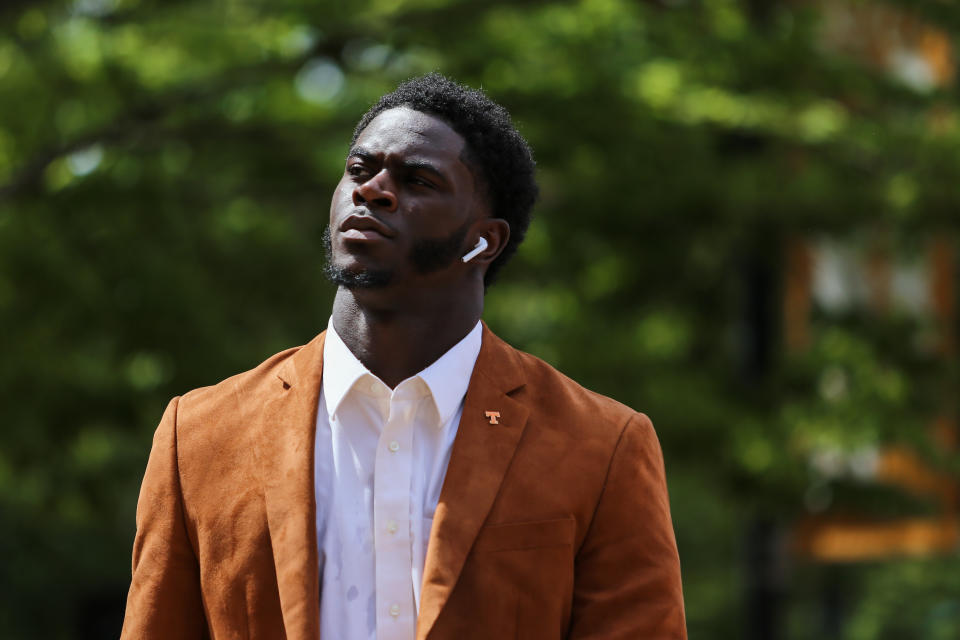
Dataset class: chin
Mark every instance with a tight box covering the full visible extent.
[324,259,394,289]
[322,227,393,288]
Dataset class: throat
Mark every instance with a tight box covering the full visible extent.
[331,290,482,388]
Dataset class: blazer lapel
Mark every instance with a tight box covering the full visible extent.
[417,325,529,639]
[252,332,326,640]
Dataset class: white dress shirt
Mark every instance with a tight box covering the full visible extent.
[315,319,482,640]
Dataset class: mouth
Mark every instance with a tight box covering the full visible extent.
[339,213,396,241]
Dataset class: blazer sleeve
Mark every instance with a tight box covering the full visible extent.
[567,413,687,640]
[120,396,210,640]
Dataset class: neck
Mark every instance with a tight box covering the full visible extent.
[330,282,483,388]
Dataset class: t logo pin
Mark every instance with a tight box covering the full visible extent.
[484,411,501,425]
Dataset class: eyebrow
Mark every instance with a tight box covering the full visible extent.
[347,146,449,184]
[347,146,376,162]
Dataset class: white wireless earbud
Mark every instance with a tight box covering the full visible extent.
[461,237,489,263]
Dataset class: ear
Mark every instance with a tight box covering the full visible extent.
[465,217,510,267]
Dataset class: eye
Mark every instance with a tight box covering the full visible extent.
[347,163,369,178]
[409,175,436,189]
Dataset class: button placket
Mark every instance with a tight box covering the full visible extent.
[372,388,420,638]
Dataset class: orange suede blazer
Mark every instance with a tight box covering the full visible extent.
[121,324,686,639]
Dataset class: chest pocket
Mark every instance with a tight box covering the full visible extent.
[459,517,576,639]
[472,517,576,553]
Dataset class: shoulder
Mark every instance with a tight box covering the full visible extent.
[501,339,655,448]
[171,332,323,444]
[479,334,664,530]
[159,335,322,501]
[517,348,635,415]
[176,344,301,422]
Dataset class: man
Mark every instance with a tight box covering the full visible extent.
[121,73,686,639]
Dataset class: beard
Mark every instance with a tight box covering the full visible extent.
[322,222,470,290]
[322,226,393,289]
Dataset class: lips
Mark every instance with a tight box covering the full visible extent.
[338,213,396,241]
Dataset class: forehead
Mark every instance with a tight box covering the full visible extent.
[354,107,467,163]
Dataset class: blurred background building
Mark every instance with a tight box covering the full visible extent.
[0,0,958,638]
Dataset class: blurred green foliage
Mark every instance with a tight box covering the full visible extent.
[1,0,958,638]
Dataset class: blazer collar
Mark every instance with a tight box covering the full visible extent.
[253,330,325,640]
[254,322,528,640]
[417,323,530,639]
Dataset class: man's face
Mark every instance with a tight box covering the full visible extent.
[326,107,485,289]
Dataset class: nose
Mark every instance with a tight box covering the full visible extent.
[352,169,398,212]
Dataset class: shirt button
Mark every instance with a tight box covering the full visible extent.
[369,381,379,393]
[389,603,401,617]
[388,440,400,452]
[387,520,398,534]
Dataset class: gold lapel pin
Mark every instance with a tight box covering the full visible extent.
[484,411,501,425]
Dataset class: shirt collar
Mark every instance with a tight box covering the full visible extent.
[322,320,375,421]
[417,320,482,426]
[322,319,483,428]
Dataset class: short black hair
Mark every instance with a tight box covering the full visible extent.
[352,73,538,286]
